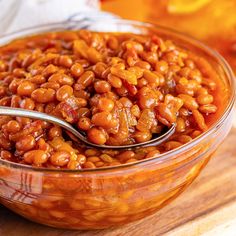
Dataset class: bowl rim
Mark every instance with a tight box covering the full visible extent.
[0,18,235,173]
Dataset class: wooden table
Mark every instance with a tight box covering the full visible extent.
[1,126,236,236]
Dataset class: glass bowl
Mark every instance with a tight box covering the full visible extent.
[0,19,235,230]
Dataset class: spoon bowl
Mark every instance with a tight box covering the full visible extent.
[0,106,175,149]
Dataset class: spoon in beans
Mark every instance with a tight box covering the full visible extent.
[0,106,175,150]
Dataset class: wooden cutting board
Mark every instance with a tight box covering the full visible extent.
[1,127,236,236]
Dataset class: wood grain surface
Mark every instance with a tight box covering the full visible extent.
[1,127,236,236]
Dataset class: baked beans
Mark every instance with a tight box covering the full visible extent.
[0,30,225,170]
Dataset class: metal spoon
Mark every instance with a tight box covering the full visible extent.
[0,106,175,149]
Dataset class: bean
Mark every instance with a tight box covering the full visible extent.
[196,87,208,96]
[20,98,35,110]
[137,78,148,88]
[178,67,191,77]
[107,36,119,50]
[0,60,7,72]
[87,156,100,163]
[145,150,160,159]
[77,117,91,130]
[196,94,214,105]
[49,73,74,86]
[16,134,36,151]
[76,154,86,164]
[71,63,84,77]
[115,86,128,96]
[101,67,111,79]
[35,103,45,112]
[44,102,56,113]
[141,51,158,64]
[143,70,160,86]
[41,81,60,90]
[189,69,202,83]
[107,73,122,88]
[165,141,182,151]
[199,104,217,114]
[155,60,168,74]
[58,55,73,68]
[178,94,199,110]
[177,135,192,144]
[128,66,143,79]
[112,63,125,70]
[48,126,62,140]
[31,88,55,103]
[185,59,195,69]
[138,86,158,109]
[29,74,46,84]
[176,78,199,96]
[16,117,31,126]
[94,80,111,93]
[42,64,58,77]
[0,85,6,97]
[116,151,135,163]
[77,71,94,87]
[17,81,36,96]
[131,104,141,118]
[119,97,133,108]
[50,151,70,166]
[134,131,152,143]
[95,161,105,167]
[0,150,12,160]
[6,120,21,133]
[24,150,48,165]
[87,128,107,145]
[84,149,100,157]
[83,161,96,169]
[56,85,73,101]
[91,112,116,128]
[15,66,28,76]
[110,67,137,85]
[67,160,81,169]
[192,109,207,131]
[78,107,91,118]
[0,134,11,149]
[156,103,176,124]
[123,40,143,53]
[97,98,114,112]
[0,97,11,106]
[176,117,186,133]
[191,130,202,138]
[87,47,102,64]
[134,60,151,70]
[202,78,217,90]
[100,154,114,163]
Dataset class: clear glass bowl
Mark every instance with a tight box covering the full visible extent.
[0,19,235,230]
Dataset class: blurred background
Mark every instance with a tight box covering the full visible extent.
[1,0,235,73]
[101,0,236,73]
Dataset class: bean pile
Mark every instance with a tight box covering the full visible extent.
[0,30,221,169]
